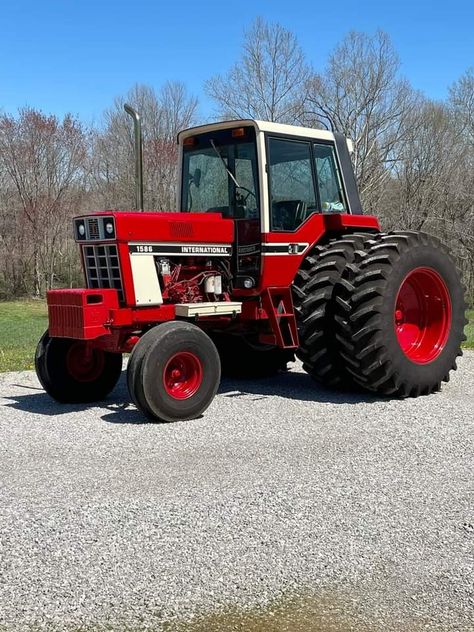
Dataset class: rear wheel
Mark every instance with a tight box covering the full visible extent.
[35,331,123,403]
[335,231,467,397]
[127,322,221,422]
[213,333,293,378]
[292,233,378,388]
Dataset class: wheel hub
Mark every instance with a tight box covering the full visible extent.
[66,343,105,383]
[394,267,451,364]
[163,352,203,400]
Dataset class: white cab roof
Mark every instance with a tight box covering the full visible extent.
[178,119,336,144]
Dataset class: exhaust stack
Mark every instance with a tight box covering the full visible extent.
[124,104,144,211]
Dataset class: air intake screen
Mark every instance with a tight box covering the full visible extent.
[83,244,124,302]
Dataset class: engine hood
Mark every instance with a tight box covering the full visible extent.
[76,211,234,244]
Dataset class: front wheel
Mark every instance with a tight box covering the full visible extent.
[127,322,221,422]
[335,231,467,397]
[35,332,123,403]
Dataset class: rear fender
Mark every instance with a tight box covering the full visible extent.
[258,213,380,289]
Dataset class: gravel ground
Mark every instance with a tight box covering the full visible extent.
[0,354,473,631]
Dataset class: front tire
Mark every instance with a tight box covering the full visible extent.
[127,322,221,422]
[335,231,467,397]
[35,331,123,403]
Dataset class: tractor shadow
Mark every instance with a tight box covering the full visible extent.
[4,365,381,425]
[3,375,148,425]
[218,367,380,405]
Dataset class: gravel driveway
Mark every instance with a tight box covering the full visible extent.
[0,354,473,631]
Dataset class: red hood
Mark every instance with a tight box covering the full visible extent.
[76,211,234,244]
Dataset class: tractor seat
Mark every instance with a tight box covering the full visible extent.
[272,200,307,231]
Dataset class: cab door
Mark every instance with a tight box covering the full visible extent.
[260,135,349,288]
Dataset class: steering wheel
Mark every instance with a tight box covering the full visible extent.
[236,186,257,205]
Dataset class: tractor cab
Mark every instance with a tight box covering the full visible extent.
[177,119,365,290]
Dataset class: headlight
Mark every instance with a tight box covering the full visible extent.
[74,216,115,241]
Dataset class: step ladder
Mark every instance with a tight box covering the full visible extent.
[261,287,299,349]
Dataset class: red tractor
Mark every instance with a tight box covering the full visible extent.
[35,106,467,421]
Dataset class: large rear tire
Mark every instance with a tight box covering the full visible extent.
[335,231,467,397]
[35,331,123,403]
[292,233,378,388]
[127,322,221,422]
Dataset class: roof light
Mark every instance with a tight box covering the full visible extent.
[183,136,196,146]
[232,127,246,138]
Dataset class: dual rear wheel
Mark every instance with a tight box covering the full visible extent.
[293,231,467,397]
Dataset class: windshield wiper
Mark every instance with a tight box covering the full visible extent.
[209,139,241,188]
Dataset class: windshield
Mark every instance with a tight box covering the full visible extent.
[181,126,259,220]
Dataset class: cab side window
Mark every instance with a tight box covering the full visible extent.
[268,138,317,231]
[314,143,347,213]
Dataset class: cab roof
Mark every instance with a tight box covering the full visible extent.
[177,119,336,144]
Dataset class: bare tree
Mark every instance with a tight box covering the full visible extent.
[0,175,29,297]
[449,68,474,149]
[304,30,416,210]
[374,95,474,301]
[382,102,463,227]
[160,81,199,140]
[92,82,198,210]
[0,108,88,296]
[447,69,474,299]
[206,17,310,123]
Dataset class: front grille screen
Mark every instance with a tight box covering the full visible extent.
[87,218,100,239]
[83,244,124,302]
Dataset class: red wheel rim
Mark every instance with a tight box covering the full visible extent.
[66,343,105,382]
[163,352,203,399]
[394,267,451,364]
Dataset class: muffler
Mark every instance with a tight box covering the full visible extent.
[124,103,144,211]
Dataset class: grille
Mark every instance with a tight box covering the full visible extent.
[87,218,100,239]
[170,222,194,239]
[83,244,124,302]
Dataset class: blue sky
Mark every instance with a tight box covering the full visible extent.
[1,0,473,124]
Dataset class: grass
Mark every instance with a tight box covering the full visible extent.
[0,301,473,373]
[0,300,48,372]
[464,310,474,349]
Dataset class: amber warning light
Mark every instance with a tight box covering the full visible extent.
[232,127,246,138]
[183,136,196,147]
